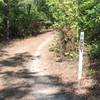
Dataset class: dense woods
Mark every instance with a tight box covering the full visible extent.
[0,0,100,58]
[0,0,52,40]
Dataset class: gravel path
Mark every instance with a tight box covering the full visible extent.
[0,31,94,100]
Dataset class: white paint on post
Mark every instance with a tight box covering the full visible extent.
[78,32,84,80]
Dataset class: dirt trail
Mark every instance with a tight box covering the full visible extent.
[0,31,93,100]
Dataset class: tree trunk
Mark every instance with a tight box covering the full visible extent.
[3,0,10,41]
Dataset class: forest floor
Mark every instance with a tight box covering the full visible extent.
[0,31,99,100]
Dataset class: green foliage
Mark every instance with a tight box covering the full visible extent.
[47,0,79,60]
[88,67,96,77]
[0,0,51,40]
[78,0,100,41]
[8,0,46,38]
[0,0,4,39]
[48,0,100,60]
[89,40,100,59]
[46,0,78,30]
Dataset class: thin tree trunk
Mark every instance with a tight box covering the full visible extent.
[6,19,10,40]
[3,0,10,41]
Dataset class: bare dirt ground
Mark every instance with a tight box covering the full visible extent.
[0,31,99,100]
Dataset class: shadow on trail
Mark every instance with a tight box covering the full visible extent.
[0,52,33,67]
[0,50,9,58]
[0,83,31,100]
[0,68,88,100]
[0,52,94,100]
[87,42,100,99]
[0,52,34,99]
[88,59,100,99]
[0,42,11,50]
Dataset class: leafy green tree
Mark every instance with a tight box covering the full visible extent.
[78,0,100,41]
[45,0,79,58]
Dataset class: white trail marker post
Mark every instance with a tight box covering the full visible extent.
[78,32,84,80]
